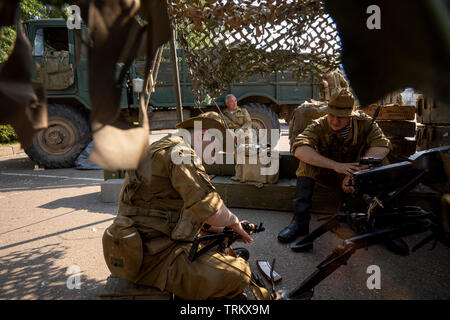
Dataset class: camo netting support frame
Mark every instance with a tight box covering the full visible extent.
[168,0,341,103]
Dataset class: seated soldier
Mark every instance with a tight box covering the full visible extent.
[103,112,255,299]
[278,89,409,255]
[222,94,253,144]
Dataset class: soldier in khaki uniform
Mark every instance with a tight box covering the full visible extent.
[288,100,328,149]
[287,69,348,149]
[102,112,255,300]
[278,89,392,242]
[222,94,253,131]
[221,94,254,145]
[319,69,349,102]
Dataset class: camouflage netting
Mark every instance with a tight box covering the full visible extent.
[168,0,341,102]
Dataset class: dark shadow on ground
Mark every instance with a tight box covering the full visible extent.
[38,192,117,215]
[0,156,35,170]
[0,244,105,299]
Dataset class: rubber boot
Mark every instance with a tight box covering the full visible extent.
[278,177,315,243]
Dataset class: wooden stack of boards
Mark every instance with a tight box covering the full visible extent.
[361,104,417,158]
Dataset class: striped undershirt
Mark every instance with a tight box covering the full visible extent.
[338,124,351,139]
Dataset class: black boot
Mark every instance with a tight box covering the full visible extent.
[278,177,315,243]
[278,215,310,243]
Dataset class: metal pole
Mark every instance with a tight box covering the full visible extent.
[169,24,183,123]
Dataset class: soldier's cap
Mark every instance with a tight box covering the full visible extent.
[176,111,229,150]
[324,88,357,117]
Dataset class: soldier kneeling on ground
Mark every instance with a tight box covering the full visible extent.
[279,89,410,255]
[102,112,254,299]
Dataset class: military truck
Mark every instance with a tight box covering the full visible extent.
[23,18,320,168]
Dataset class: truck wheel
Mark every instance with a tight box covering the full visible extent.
[25,104,91,168]
[242,102,280,145]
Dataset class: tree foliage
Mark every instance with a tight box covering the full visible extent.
[0,0,64,63]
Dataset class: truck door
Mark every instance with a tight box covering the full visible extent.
[31,26,75,92]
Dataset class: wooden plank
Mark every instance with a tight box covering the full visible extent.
[211,176,340,214]
[361,105,415,120]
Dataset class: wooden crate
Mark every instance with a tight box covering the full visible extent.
[416,125,450,151]
[416,96,450,125]
[377,120,416,138]
[361,104,416,120]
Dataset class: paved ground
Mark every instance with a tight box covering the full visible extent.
[0,127,449,300]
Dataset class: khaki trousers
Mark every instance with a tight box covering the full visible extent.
[137,241,251,300]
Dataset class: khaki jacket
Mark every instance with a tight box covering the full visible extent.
[292,110,392,178]
[222,107,252,130]
[118,135,223,241]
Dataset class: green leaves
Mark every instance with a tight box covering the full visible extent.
[0,125,19,144]
[0,0,66,63]
[0,27,16,63]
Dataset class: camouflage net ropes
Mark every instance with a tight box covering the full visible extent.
[168,0,342,103]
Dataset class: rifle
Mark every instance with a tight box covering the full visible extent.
[188,222,265,262]
[284,145,450,300]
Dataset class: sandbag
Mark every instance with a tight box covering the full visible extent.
[233,144,279,184]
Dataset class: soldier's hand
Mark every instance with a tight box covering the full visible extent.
[229,221,253,243]
[333,162,361,176]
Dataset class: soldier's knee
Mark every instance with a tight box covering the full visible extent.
[232,258,251,290]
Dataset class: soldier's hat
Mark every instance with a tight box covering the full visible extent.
[176,111,226,132]
[176,111,230,151]
[325,89,357,117]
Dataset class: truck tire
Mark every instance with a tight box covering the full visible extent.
[25,104,91,168]
[242,102,280,145]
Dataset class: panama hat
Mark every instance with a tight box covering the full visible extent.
[324,89,357,117]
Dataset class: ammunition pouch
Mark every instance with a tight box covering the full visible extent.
[102,216,143,281]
